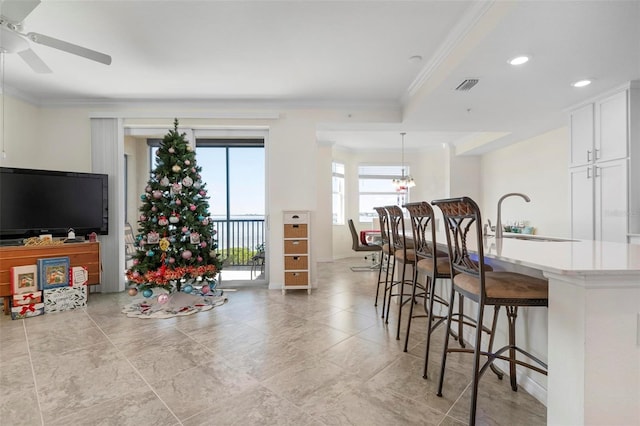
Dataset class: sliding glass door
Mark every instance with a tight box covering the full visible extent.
[196,139,266,284]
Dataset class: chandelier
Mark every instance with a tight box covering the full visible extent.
[392,132,415,191]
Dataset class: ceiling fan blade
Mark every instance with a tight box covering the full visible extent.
[18,48,51,73]
[0,0,40,23]
[26,32,112,65]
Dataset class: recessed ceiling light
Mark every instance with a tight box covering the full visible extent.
[572,79,592,88]
[508,56,530,66]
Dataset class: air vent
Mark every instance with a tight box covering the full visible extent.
[455,79,479,91]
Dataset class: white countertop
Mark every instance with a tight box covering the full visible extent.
[480,235,640,275]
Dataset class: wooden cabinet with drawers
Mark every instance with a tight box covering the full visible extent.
[283,211,311,294]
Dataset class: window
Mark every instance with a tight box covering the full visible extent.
[358,165,409,222]
[332,162,345,225]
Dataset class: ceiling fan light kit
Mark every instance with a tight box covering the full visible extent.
[0,0,112,73]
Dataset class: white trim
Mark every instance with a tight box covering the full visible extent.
[403,0,495,100]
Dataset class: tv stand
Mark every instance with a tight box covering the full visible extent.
[0,242,101,314]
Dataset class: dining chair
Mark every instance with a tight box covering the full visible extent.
[432,196,548,426]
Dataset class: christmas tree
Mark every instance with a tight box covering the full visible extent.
[126,119,223,298]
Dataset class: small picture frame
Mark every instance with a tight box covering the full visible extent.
[39,234,53,242]
[147,231,160,244]
[37,257,70,290]
[189,232,201,244]
[10,265,38,294]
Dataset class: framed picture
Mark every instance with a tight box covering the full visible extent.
[10,265,38,294]
[37,257,70,290]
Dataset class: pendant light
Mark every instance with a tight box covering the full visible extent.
[392,132,415,191]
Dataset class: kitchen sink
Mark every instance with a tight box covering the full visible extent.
[504,235,576,242]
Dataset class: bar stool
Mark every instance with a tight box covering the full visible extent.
[432,196,548,426]
[384,205,416,340]
[373,206,393,316]
[403,201,499,380]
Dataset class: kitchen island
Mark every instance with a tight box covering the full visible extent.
[478,235,640,426]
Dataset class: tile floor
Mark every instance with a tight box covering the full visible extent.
[0,258,546,425]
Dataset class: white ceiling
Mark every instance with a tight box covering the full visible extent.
[2,0,639,153]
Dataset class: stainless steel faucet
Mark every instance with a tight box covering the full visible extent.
[495,193,531,238]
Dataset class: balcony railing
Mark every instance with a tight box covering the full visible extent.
[211,218,265,266]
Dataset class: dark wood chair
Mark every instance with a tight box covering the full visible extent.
[432,196,548,426]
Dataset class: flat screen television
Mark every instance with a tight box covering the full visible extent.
[0,167,109,242]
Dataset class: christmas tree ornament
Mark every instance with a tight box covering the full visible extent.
[183,284,193,293]
[181,250,193,260]
[159,238,170,251]
[190,204,196,211]
[172,182,182,194]
[133,259,139,265]
[140,214,147,221]
[160,176,170,186]
[168,257,175,264]
[176,199,182,205]
[172,165,181,173]
[199,190,206,196]
[140,194,147,200]
[201,284,210,294]
[169,213,180,224]
[157,293,169,304]
[198,215,204,221]
[197,256,203,262]
[182,176,193,187]
[128,287,138,296]
[202,218,209,225]
[201,241,208,248]
[147,249,155,256]
[184,160,191,166]
[168,147,175,154]
[142,289,153,298]
[151,217,158,223]
[158,216,168,226]
[182,226,189,233]
[146,185,152,192]
[151,206,158,212]
[186,145,193,151]
[194,181,201,189]
[191,168,197,173]
[153,190,162,199]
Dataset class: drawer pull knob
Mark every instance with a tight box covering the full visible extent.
[293,224,299,228]
[292,241,300,245]
[293,256,299,260]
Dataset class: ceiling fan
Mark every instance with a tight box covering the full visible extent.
[0,0,111,73]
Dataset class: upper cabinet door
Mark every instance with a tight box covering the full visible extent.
[596,90,628,163]
[570,103,594,167]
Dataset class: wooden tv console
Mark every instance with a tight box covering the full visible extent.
[0,242,101,314]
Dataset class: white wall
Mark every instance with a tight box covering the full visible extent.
[480,127,570,237]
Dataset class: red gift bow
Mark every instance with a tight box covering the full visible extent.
[21,293,36,301]
[20,304,36,315]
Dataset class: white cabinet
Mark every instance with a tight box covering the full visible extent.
[570,166,594,240]
[569,83,639,243]
[570,103,594,167]
[596,90,628,163]
[282,211,311,294]
[593,159,628,243]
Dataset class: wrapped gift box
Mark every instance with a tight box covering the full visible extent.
[70,266,88,286]
[12,291,42,306]
[11,303,45,320]
[44,285,87,313]
[37,257,70,290]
